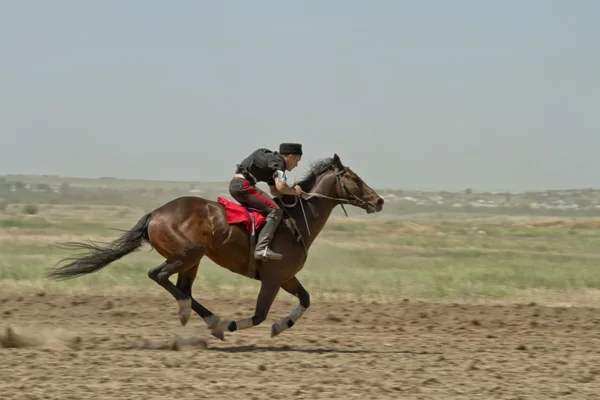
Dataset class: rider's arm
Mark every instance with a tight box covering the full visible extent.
[273,170,298,196]
[269,184,281,197]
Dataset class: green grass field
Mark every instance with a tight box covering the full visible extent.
[2,201,600,307]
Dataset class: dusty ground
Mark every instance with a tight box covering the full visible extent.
[2,294,600,399]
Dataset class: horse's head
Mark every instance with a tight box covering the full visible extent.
[324,153,384,214]
[293,154,384,214]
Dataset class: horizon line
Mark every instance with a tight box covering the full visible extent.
[1,173,599,194]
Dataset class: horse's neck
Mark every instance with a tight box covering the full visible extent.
[301,178,338,246]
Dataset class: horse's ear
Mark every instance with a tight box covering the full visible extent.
[333,153,343,167]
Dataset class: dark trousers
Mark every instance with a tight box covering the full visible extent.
[229,178,279,213]
[228,177,283,259]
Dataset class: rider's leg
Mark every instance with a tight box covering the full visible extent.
[229,178,283,261]
[254,207,283,260]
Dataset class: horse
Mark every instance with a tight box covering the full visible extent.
[46,153,384,340]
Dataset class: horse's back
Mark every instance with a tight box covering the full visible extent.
[151,195,222,217]
[148,195,231,256]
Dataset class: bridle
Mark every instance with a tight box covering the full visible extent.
[276,165,376,257]
[294,166,375,216]
[280,166,376,215]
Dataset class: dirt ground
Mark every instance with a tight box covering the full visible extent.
[1,294,600,399]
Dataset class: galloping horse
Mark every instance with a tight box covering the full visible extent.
[47,154,384,340]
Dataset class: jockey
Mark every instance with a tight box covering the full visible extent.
[230,143,304,261]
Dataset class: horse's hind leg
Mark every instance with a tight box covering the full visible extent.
[271,276,310,337]
[148,251,206,326]
[175,263,212,327]
[175,264,224,339]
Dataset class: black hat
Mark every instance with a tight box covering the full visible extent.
[279,143,303,155]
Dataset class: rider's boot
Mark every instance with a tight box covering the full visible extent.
[254,208,284,261]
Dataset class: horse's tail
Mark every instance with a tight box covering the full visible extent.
[46,213,153,280]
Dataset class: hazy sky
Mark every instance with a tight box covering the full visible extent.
[1,1,599,191]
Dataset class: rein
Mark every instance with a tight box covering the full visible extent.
[282,167,375,216]
[275,166,377,257]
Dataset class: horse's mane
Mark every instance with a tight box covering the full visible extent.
[294,157,335,192]
[273,157,336,212]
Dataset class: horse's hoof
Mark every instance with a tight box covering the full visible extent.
[178,300,191,326]
[211,329,225,341]
[203,314,220,330]
[177,299,192,326]
[271,323,283,338]
[178,309,190,326]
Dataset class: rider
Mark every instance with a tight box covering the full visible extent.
[229,143,303,261]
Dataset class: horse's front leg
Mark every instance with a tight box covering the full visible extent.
[270,276,310,337]
[211,280,281,336]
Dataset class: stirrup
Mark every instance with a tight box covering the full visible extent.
[254,248,283,261]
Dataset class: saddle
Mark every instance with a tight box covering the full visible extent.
[217,196,305,280]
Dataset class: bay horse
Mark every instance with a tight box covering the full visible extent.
[46,153,384,340]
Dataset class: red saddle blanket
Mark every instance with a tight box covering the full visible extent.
[217,197,266,233]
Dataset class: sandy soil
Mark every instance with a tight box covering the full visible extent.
[2,293,600,399]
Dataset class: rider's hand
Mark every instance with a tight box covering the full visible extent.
[294,185,303,196]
